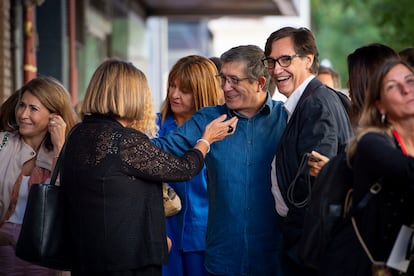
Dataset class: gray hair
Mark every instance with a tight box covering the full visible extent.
[220,45,270,91]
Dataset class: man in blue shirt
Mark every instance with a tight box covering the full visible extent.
[153,45,287,275]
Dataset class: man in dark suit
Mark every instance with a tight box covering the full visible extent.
[263,27,353,275]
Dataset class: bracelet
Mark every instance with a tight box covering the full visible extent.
[196,139,210,153]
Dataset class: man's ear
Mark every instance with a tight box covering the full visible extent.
[305,55,314,71]
[257,76,266,91]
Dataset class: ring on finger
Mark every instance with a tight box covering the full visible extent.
[227,125,234,133]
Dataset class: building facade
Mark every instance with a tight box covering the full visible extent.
[0,0,304,108]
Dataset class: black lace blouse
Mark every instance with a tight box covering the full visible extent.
[61,114,204,272]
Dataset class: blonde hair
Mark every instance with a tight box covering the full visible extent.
[82,59,157,137]
[159,55,222,123]
[10,76,78,150]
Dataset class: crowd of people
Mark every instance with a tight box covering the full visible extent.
[0,26,413,276]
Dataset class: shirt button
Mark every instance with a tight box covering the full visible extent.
[31,151,36,156]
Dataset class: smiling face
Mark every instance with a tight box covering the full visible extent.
[220,61,265,118]
[16,91,51,141]
[267,36,314,98]
[376,64,414,124]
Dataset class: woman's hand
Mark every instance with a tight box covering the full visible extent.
[308,150,330,177]
[194,115,238,156]
[201,114,238,144]
[48,114,67,156]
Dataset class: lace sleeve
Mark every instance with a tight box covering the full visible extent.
[119,130,204,182]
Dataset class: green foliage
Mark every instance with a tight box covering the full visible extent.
[371,0,414,51]
[311,0,414,88]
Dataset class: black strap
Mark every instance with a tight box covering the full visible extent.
[345,181,383,219]
[355,182,382,210]
[286,152,312,208]
[350,182,385,266]
[50,124,80,186]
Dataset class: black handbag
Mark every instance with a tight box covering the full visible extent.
[15,127,77,271]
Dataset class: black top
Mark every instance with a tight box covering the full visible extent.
[353,133,414,262]
[61,114,204,273]
[322,132,414,275]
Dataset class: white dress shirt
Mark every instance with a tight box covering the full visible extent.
[271,75,315,216]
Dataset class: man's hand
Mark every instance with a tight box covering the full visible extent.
[308,150,330,177]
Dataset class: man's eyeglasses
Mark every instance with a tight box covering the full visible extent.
[261,54,301,69]
[216,74,250,87]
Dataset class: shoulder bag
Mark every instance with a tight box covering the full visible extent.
[15,126,78,271]
[163,182,182,217]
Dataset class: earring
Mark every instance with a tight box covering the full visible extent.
[381,113,386,124]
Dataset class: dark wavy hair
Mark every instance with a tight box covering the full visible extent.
[347,43,398,127]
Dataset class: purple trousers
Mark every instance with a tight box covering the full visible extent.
[0,222,69,276]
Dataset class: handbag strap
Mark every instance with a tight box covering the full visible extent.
[352,216,385,266]
[351,182,384,266]
[286,152,312,208]
[50,124,80,186]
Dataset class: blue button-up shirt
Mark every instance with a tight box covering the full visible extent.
[152,95,287,275]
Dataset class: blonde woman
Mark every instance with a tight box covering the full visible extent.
[61,59,237,276]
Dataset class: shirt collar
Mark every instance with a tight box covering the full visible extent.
[283,75,315,121]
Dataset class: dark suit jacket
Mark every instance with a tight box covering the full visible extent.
[276,78,353,262]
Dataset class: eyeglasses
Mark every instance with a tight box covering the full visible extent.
[216,74,250,87]
[261,54,301,69]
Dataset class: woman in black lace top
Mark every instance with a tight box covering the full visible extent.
[61,59,237,276]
